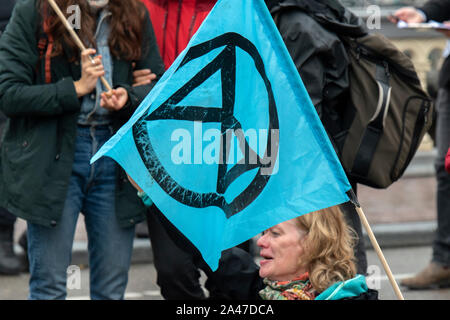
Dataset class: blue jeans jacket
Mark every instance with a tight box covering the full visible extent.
[78,9,114,126]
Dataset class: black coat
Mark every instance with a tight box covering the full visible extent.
[420,0,450,88]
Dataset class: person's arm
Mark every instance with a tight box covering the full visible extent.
[113,8,165,120]
[0,0,80,118]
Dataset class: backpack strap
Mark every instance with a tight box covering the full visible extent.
[350,63,391,178]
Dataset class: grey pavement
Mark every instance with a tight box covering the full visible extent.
[365,246,450,300]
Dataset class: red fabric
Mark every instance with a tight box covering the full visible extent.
[445,146,450,174]
[141,0,216,69]
[43,18,53,84]
[41,1,54,84]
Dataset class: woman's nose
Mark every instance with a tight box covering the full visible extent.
[257,233,268,248]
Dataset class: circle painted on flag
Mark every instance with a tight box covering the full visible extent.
[133,33,279,218]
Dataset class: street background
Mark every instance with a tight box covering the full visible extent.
[1,0,449,300]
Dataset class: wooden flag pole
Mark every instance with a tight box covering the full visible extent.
[47,0,113,92]
[354,205,405,300]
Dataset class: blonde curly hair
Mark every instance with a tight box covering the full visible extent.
[294,205,357,293]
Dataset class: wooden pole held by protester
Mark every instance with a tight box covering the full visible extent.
[47,0,113,92]
[355,205,405,300]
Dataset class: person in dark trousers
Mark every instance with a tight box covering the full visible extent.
[0,0,164,299]
[393,0,450,290]
[0,0,26,276]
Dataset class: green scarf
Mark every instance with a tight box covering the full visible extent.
[259,273,317,300]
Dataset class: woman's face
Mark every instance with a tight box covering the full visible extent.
[257,219,307,281]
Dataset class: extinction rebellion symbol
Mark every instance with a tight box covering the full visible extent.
[133,32,279,218]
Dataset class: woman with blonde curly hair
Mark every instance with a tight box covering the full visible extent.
[257,205,367,300]
[203,205,378,300]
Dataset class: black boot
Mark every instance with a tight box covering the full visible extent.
[0,224,22,275]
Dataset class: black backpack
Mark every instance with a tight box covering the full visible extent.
[276,0,433,189]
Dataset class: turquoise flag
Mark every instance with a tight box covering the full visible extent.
[92,0,352,271]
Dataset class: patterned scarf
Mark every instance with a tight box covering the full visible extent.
[259,273,317,300]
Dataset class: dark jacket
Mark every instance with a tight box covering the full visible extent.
[265,0,366,120]
[419,0,450,88]
[0,0,165,227]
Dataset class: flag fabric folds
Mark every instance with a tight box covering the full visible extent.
[92,0,352,271]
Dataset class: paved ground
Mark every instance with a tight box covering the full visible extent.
[359,176,436,225]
